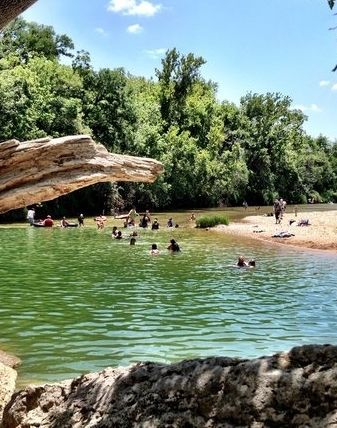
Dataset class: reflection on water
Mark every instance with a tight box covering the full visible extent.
[1,222,337,385]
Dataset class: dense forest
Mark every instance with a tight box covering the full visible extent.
[1,18,337,220]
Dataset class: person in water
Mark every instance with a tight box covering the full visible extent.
[140,213,150,228]
[167,218,174,228]
[43,215,54,227]
[27,207,35,225]
[112,226,118,237]
[237,256,247,267]
[151,218,160,230]
[150,243,159,255]
[237,256,256,267]
[60,216,70,228]
[115,230,123,240]
[130,237,136,245]
[167,239,180,252]
[127,207,138,226]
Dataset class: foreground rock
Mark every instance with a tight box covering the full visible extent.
[0,363,17,424]
[0,351,21,370]
[3,345,337,427]
[0,135,163,214]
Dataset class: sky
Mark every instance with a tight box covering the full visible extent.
[23,0,337,140]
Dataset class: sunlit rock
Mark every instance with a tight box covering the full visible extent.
[0,135,164,214]
[3,345,337,427]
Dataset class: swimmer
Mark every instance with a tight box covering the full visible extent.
[150,243,159,255]
[237,256,248,267]
[115,230,123,240]
[167,239,180,252]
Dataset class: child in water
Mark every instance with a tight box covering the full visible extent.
[150,243,159,255]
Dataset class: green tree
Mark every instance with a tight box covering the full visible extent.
[156,48,206,132]
[0,18,74,64]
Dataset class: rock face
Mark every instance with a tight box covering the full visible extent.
[0,135,164,214]
[0,0,37,30]
[3,345,337,427]
[0,363,17,425]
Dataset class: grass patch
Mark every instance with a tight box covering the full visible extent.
[196,214,229,228]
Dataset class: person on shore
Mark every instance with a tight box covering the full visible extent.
[167,239,180,252]
[151,218,160,230]
[294,205,298,217]
[150,243,159,255]
[167,218,174,228]
[43,215,54,227]
[112,226,118,237]
[273,199,282,224]
[243,201,248,209]
[78,214,84,227]
[127,207,138,226]
[27,207,35,225]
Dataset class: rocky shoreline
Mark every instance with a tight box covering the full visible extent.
[1,345,337,427]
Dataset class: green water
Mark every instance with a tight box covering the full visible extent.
[1,211,337,385]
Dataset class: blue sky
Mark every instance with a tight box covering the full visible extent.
[23,0,337,140]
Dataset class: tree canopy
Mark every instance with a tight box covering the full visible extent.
[1,18,336,220]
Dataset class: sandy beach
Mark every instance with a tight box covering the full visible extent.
[217,209,337,251]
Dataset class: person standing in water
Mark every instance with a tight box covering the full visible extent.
[167,239,180,252]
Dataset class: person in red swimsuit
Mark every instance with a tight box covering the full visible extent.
[43,215,54,227]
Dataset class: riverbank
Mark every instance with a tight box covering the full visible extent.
[216,209,337,251]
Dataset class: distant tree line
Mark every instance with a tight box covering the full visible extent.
[1,18,337,220]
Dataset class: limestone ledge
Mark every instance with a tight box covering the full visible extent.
[2,344,337,427]
[0,135,164,214]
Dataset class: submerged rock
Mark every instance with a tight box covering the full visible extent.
[3,344,337,427]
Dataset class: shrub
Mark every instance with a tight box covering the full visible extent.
[196,214,229,228]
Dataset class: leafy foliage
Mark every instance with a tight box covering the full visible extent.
[196,215,229,228]
[1,18,337,220]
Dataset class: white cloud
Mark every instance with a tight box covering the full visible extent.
[332,83,337,91]
[127,23,143,34]
[108,0,161,16]
[144,48,166,59]
[319,80,330,87]
[294,103,322,113]
[95,27,108,36]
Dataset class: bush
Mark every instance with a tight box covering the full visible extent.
[196,215,229,228]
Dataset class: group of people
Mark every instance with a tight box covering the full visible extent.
[123,208,180,230]
[111,224,181,254]
[27,207,85,228]
[237,256,256,268]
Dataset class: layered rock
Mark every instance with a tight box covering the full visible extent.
[0,135,164,214]
[0,0,37,30]
[3,345,337,427]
